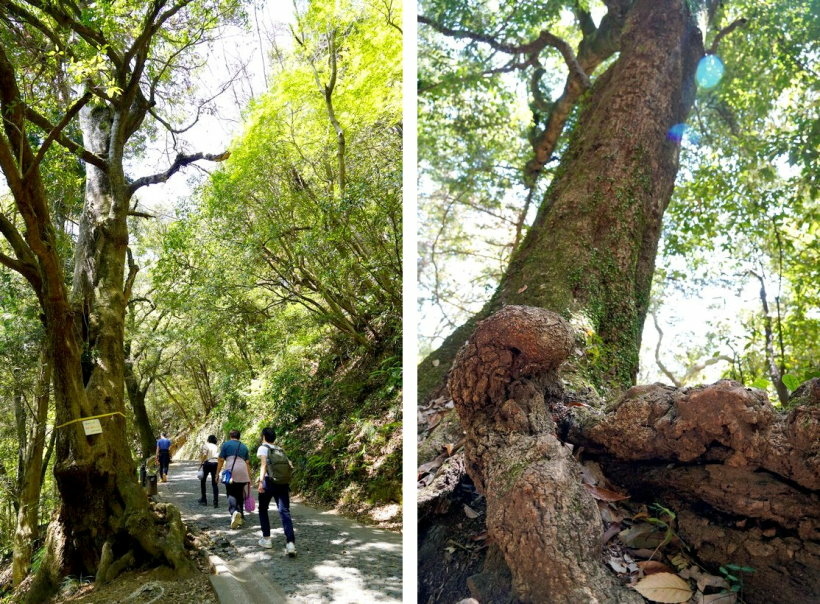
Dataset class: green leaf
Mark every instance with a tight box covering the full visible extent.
[781,374,800,392]
[751,377,771,390]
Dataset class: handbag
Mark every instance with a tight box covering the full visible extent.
[244,484,255,513]
[220,442,241,484]
[196,463,204,480]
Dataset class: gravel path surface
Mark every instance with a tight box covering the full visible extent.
[158,460,402,603]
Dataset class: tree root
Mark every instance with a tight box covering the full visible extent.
[449,306,642,603]
[422,306,820,603]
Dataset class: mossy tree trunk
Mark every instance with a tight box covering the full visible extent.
[420,0,703,402]
[21,99,194,603]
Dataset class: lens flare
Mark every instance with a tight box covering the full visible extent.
[696,55,724,89]
[667,123,686,144]
[666,123,700,146]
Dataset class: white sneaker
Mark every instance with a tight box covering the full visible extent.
[258,537,272,549]
[286,542,296,557]
[230,511,242,529]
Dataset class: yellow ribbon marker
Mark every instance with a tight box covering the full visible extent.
[54,411,126,430]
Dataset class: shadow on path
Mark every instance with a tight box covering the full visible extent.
[159,460,402,603]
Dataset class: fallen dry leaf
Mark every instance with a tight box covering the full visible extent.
[602,523,622,544]
[470,531,488,542]
[637,560,673,575]
[417,453,448,478]
[619,524,665,549]
[443,437,465,457]
[680,566,730,592]
[517,284,528,293]
[632,572,693,603]
[566,401,591,408]
[463,504,481,519]
[584,484,631,501]
[607,556,629,574]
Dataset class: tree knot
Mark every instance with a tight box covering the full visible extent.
[449,305,574,415]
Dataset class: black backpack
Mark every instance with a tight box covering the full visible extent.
[263,444,293,485]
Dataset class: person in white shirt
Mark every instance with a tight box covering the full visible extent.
[198,435,220,507]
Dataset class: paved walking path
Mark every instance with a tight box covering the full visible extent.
[158,460,402,603]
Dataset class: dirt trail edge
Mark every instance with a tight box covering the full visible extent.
[159,460,402,603]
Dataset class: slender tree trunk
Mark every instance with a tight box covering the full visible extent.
[125,357,156,459]
[751,271,789,405]
[419,0,703,403]
[12,345,51,586]
[158,378,196,430]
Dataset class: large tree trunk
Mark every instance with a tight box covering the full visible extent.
[448,306,644,603]
[420,0,703,403]
[24,104,193,601]
[12,345,51,586]
[414,1,820,601]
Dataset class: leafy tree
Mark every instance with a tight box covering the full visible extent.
[0,1,242,597]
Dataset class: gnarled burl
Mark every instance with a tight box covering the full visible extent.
[448,306,641,603]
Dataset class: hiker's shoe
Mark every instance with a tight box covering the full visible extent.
[213,501,218,508]
[198,499,207,506]
[231,511,242,529]
[258,537,272,549]
[286,542,296,557]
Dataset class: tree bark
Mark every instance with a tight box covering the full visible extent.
[124,355,156,460]
[419,0,703,403]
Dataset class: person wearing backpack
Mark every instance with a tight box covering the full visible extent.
[216,429,250,529]
[256,427,296,557]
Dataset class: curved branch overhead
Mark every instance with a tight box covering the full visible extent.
[127,150,230,196]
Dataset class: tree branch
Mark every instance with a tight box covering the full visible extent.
[127,210,156,219]
[708,18,748,54]
[124,247,139,304]
[25,91,92,178]
[651,311,682,387]
[419,14,585,80]
[24,106,108,170]
[127,150,230,196]
[23,0,123,68]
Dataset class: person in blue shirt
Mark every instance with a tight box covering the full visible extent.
[156,432,172,483]
[216,430,251,529]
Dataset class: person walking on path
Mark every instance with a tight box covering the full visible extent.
[216,429,250,529]
[256,427,297,557]
[198,434,220,507]
[156,432,172,483]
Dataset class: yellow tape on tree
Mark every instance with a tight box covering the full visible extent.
[54,411,126,429]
